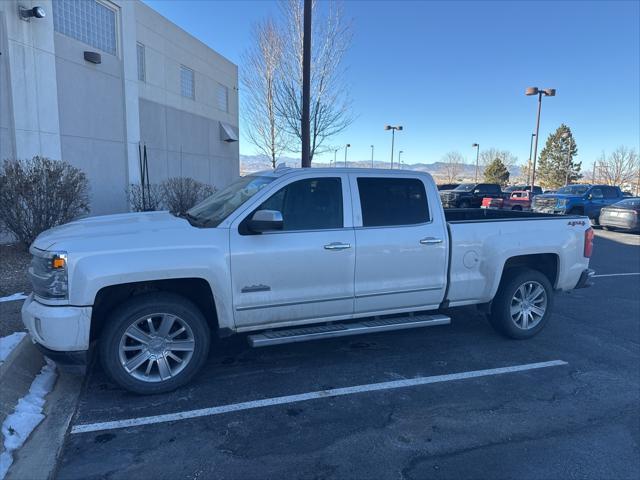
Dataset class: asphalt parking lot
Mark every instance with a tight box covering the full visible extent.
[55,229,640,480]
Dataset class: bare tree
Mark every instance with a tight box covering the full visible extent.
[597,146,639,187]
[479,148,518,173]
[477,148,518,183]
[241,20,289,169]
[441,151,464,184]
[276,0,353,163]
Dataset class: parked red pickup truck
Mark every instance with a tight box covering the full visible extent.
[482,191,533,211]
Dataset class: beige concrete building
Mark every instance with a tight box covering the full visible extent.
[0,0,239,214]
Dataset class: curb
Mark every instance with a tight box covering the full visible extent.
[0,335,45,423]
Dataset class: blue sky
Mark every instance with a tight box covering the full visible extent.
[143,0,640,169]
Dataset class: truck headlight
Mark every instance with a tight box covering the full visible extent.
[556,199,568,208]
[28,249,68,300]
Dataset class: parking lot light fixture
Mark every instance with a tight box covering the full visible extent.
[385,125,403,168]
[472,143,480,183]
[344,143,351,167]
[370,145,374,168]
[526,87,556,189]
[332,148,339,167]
[399,150,404,167]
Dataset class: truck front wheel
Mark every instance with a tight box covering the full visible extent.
[99,292,210,394]
[489,268,554,339]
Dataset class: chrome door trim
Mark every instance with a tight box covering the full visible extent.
[236,295,354,312]
[355,286,444,299]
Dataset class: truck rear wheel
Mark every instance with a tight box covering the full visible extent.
[99,292,210,394]
[489,268,553,339]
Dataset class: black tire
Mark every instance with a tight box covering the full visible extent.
[489,268,554,339]
[568,208,583,216]
[99,292,210,394]
[460,200,471,209]
[511,205,523,211]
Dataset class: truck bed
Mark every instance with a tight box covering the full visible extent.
[444,208,573,223]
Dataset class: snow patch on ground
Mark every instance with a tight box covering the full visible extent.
[0,293,27,304]
[0,333,27,364]
[0,358,57,480]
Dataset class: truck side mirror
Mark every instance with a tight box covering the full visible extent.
[248,210,283,233]
[587,193,593,200]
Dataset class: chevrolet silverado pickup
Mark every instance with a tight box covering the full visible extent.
[22,168,594,394]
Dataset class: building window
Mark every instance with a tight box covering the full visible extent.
[180,66,195,99]
[136,43,145,82]
[53,0,118,56]
[216,83,229,112]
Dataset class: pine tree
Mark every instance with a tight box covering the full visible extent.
[483,158,510,186]
[536,124,581,189]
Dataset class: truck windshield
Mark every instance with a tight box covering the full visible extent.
[556,185,589,195]
[453,183,475,191]
[186,175,275,227]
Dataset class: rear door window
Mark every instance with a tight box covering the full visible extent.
[603,187,619,199]
[357,177,429,227]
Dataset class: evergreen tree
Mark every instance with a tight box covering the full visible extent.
[537,124,581,189]
[483,157,510,186]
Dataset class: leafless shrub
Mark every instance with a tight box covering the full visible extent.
[127,183,164,212]
[161,177,215,214]
[0,156,90,248]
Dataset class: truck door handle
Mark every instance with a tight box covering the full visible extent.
[420,237,443,245]
[324,242,351,250]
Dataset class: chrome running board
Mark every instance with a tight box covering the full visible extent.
[247,314,451,347]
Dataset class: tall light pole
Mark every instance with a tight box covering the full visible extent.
[398,150,404,168]
[472,143,480,183]
[527,133,536,186]
[300,0,312,168]
[333,148,339,167]
[370,145,374,168]
[525,87,556,189]
[561,131,573,186]
[385,125,403,168]
[344,143,351,167]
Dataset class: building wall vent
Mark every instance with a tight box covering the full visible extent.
[84,51,101,64]
[220,122,238,143]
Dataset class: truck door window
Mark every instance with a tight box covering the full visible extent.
[257,178,343,231]
[357,177,429,227]
[590,188,603,199]
[603,187,618,199]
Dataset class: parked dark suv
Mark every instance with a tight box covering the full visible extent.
[439,183,502,208]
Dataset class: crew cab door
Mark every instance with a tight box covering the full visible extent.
[349,174,448,314]
[229,174,355,329]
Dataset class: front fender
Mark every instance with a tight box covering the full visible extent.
[67,234,235,330]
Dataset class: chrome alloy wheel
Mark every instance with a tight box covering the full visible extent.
[118,313,195,382]
[510,281,547,330]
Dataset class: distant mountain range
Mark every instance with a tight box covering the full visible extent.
[240,154,521,181]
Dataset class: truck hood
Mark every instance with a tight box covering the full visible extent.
[32,211,192,251]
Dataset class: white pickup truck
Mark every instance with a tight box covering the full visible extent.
[22,168,594,394]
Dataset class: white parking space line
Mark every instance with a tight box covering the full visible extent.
[71,360,567,435]
[593,272,640,278]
